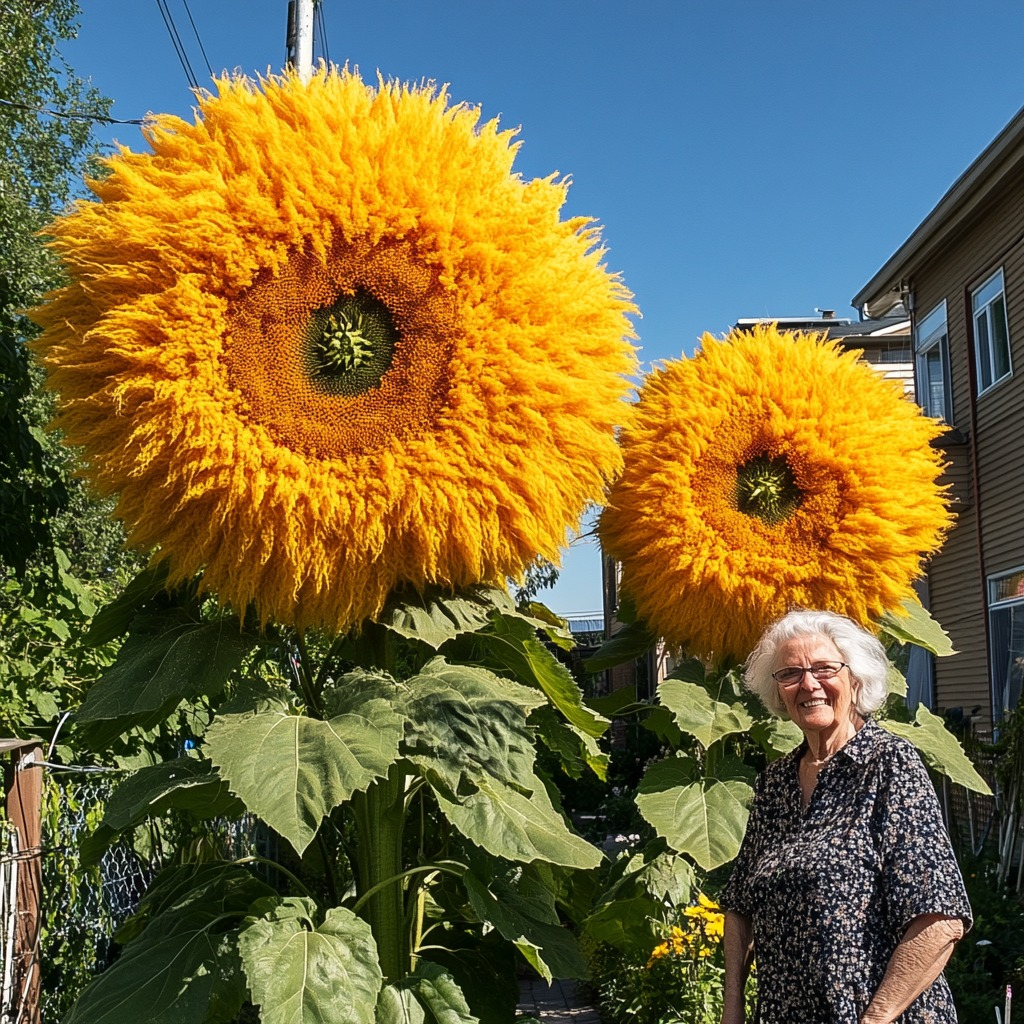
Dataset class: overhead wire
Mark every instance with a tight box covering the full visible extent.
[154,0,200,91]
[0,96,145,125]
[180,0,214,80]
[315,1,331,67]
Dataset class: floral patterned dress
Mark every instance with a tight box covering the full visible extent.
[721,719,971,1023]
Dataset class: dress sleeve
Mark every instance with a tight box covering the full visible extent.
[875,739,973,936]
[719,771,764,918]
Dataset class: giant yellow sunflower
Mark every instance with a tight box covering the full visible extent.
[31,70,636,632]
[599,324,951,662]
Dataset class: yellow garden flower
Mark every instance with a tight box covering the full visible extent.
[600,324,950,662]
[32,70,636,632]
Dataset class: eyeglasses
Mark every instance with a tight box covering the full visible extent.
[771,662,848,687]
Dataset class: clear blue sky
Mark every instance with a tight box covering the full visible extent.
[64,0,1024,616]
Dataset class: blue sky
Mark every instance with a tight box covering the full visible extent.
[64,1,1024,616]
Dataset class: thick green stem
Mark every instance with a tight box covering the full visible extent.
[351,764,409,983]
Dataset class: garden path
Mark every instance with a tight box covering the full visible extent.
[517,978,601,1023]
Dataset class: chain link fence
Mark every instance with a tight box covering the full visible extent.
[37,770,268,1022]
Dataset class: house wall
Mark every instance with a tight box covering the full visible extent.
[908,168,1024,728]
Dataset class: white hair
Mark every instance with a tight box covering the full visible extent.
[744,609,890,719]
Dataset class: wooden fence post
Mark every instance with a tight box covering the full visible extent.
[2,739,43,1024]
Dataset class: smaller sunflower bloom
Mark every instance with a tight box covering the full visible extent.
[600,324,952,662]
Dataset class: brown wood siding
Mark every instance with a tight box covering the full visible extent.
[907,171,1024,724]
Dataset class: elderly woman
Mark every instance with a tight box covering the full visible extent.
[720,610,971,1024]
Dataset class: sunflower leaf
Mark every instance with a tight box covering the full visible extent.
[83,561,171,646]
[377,961,479,1024]
[401,658,545,793]
[77,614,259,742]
[377,589,497,650]
[463,862,587,982]
[636,754,754,870]
[749,718,804,761]
[658,679,753,749]
[206,692,404,855]
[433,776,602,869]
[530,706,609,781]
[879,599,957,657]
[82,756,243,866]
[238,898,381,1024]
[468,615,609,738]
[582,619,656,673]
[880,707,991,794]
[61,863,270,1024]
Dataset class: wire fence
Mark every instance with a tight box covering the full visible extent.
[30,770,269,1022]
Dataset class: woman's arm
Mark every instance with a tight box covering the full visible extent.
[859,913,964,1024]
[721,910,754,1024]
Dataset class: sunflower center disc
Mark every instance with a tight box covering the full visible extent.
[735,453,803,525]
[305,290,397,396]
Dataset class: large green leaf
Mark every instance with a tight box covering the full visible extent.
[881,707,991,794]
[84,562,171,646]
[377,985,426,1024]
[470,616,609,739]
[239,898,381,1024]
[82,757,243,866]
[658,679,753,749]
[401,659,544,794]
[530,706,609,781]
[636,754,754,870]
[384,962,480,1024]
[749,718,803,761]
[879,598,957,657]
[434,777,602,869]
[463,864,586,982]
[206,689,404,855]
[376,589,497,649]
[63,864,272,1024]
[77,613,258,740]
[582,618,655,673]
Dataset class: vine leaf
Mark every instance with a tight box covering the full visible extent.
[206,685,403,855]
[239,898,381,1024]
[636,754,754,870]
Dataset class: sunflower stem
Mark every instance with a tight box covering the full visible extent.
[351,763,409,983]
[293,630,323,716]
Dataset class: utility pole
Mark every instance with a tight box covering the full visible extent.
[285,0,315,81]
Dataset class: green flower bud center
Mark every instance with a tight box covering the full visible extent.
[736,454,802,525]
[304,290,397,397]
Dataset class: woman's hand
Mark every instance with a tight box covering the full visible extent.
[859,914,964,1024]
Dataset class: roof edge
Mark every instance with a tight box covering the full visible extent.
[852,104,1024,316]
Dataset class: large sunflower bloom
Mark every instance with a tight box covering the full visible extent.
[600,324,951,662]
[31,70,636,631]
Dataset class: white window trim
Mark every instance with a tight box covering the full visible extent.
[987,565,1024,720]
[914,299,952,421]
[972,268,1013,395]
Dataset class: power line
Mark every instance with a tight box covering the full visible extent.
[0,96,144,126]
[315,0,330,66]
[155,0,199,91]
[180,0,214,79]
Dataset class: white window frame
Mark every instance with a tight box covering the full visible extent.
[972,268,1013,394]
[988,565,1024,720]
[914,299,952,421]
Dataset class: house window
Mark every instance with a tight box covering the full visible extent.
[972,269,1012,393]
[988,566,1024,718]
[914,300,952,420]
